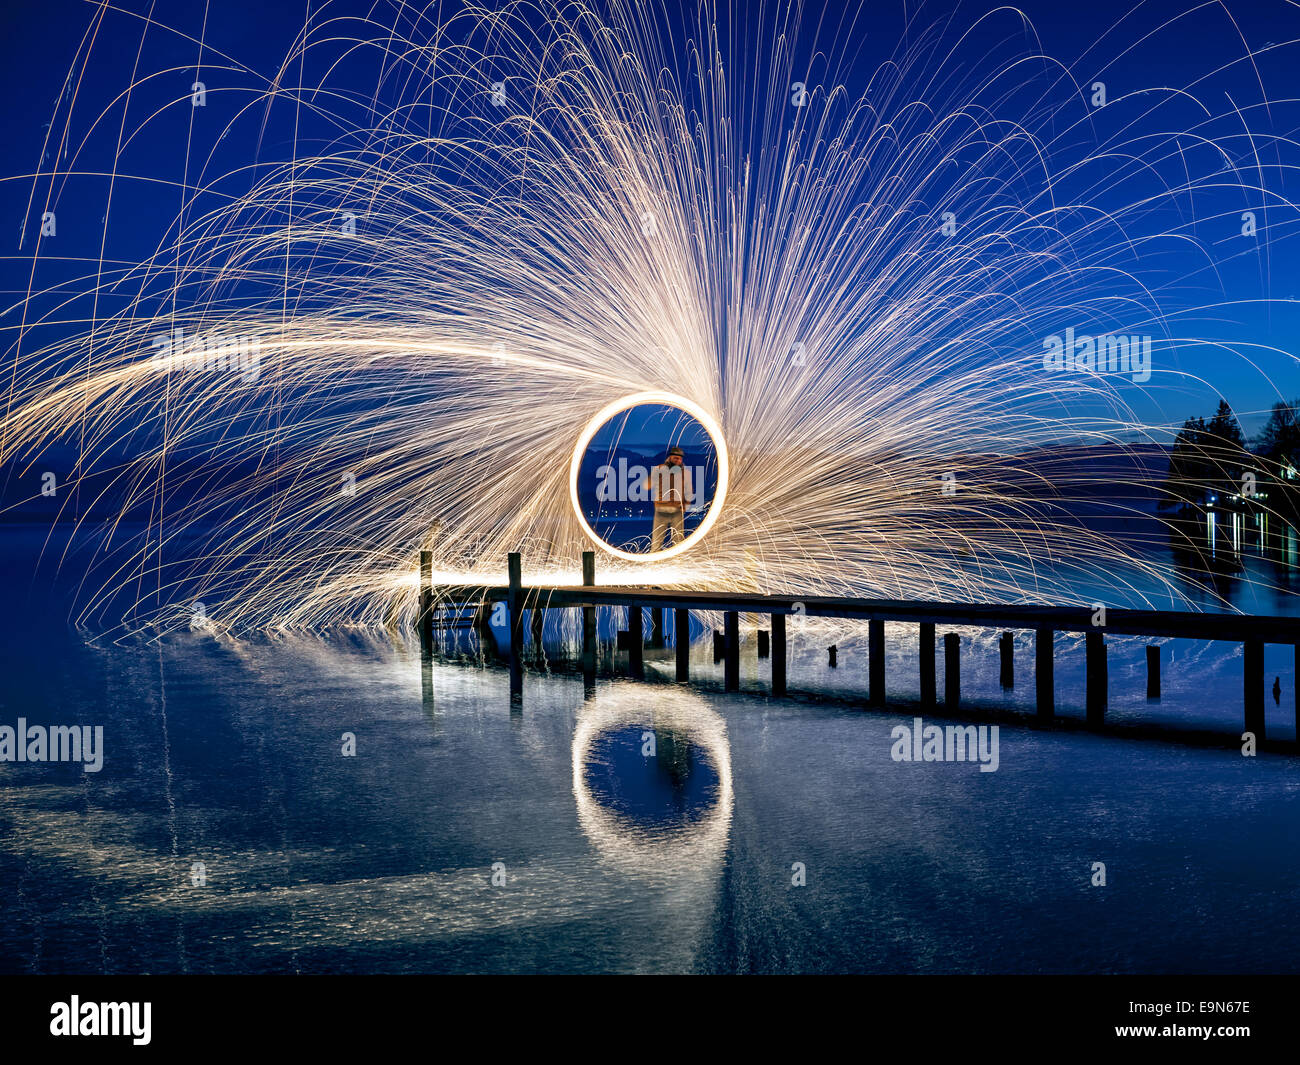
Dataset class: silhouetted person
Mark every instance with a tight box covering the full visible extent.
[646,445,691,551]
[1273,676,1282,705]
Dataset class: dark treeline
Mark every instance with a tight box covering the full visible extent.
[1162,398,1299,564]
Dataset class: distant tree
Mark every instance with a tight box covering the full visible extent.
[1206,399,1245,450]
[1162,415,1208,510]
[1254,399,1300,521]
[1203,398,1249,493]
[1163,400,1249,509]
[1256,399,1300,461]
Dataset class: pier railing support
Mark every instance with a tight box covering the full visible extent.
[724,611,740,692]
[529,596,544,653]
[869,619,885,707]
[581,552,596,682]
[629,607,644,679]
[944,632,960,709]
[919,623,936,707]
[999,632,1014,689]
[418,550,433,652]
[1244,638,1265,740]
[675,607,690,682]
[474,600,493,645]
[1086,631,1106,729]
[1035,628,1054,720]
[507,552,523,700]
[772,613,787,696]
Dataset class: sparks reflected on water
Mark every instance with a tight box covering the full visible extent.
[572,686,733,881]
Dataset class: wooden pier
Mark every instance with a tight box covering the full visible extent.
[423,551,1300,747]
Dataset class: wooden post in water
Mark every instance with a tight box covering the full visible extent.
[1035,628,1054,720]
[581,552,596,681]
[1244,638,1265,740]
[418,550,433,652]
[1146,645,1161,700]
[713,631,725,661]
[1086,631,1106,728]
[473,599,493,646]
[944,632,960,709]
[675,607,690,681]
[529,595,544,652]
[649,606,664,648]
[772,613,787,696]
[919,622,936,707]
[507,552,523,699]
[869,619,885,707]
[629,606,644,680]
[724,611,740,691]
[757,630,770,658]
[999,632,1014,689]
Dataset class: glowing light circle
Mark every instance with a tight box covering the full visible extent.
[568,390,728,562]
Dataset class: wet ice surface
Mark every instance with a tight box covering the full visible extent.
[2,620,1299,974]
[1,522,1298,973]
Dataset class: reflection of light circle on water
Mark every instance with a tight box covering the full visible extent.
[572,686,733,878]
[568,390,729,562]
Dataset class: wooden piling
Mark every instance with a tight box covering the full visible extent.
[675,607,690,682]
[1146,645,1160,700]
[772,613,787,696]
[474,600,494,645]
[919,622,936,707]
[757,630,770,658]
[507,552,523,699]
[713,630,725,661]
[650,606,664,648]
[629,606,644,680]
[869,619,885,707]
[1086,630,1106,728]
[1035,628,1054,720]
[529,597,544,651]
[724,611,740,692]
[581,552,596,681]
[418,550,433,652]
[944,632,960,709]
[1244,637,1265,740]
[999,631,1013,688]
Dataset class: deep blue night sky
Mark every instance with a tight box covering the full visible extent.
[1,0,1297,439]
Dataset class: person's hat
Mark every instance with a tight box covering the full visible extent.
[667,446,685,457]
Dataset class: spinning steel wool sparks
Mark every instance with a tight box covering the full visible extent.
[1,0,1296,635]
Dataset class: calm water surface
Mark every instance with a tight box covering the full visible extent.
[1,526,1299,973]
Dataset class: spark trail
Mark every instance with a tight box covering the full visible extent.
[1,0,1297,635]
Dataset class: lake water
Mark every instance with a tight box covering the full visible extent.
[1,524,1299,974]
